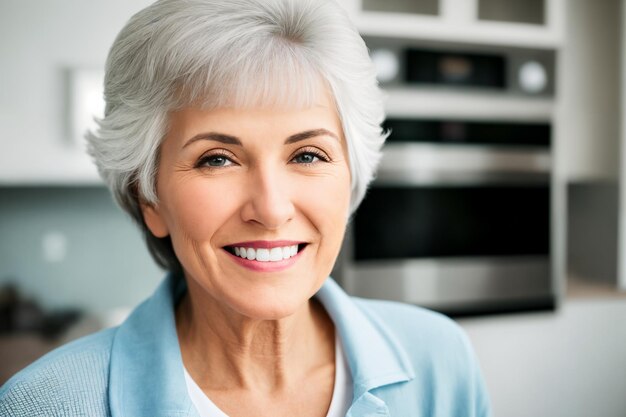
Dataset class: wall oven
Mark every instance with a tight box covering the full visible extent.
[338,119,555,316]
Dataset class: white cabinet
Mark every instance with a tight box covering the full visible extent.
[557,0,625,293]
[0,0,153,185]
[559,0,621,181]
[345,0,565,49]
[618,0,626,291]
[342,0,564,126]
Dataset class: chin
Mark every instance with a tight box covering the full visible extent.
[223,283,317,321]
[231,297,306,321]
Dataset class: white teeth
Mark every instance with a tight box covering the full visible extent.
[232,244,300,262]
[269,247,283,261]
[256,248,270,262]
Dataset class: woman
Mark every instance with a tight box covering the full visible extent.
[0,0,490,416]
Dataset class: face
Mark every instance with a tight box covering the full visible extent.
[142,89,351,320]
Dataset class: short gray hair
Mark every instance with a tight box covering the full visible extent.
[87,0,388,271]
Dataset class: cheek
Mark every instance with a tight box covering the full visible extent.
[300,169,351,241]
[164,178,238,242]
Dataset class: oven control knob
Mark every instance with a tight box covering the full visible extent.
[371,49,399,83]
[518,61,547,94]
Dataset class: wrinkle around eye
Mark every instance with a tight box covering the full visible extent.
[172,161,197,173]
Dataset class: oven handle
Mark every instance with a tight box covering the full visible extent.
[376,143,551,185]
[374,170,550,186]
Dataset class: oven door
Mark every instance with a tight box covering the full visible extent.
[341,144,554,315]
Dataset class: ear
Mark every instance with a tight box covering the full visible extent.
[141,202,170,238]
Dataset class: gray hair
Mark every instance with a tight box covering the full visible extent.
[86,0,388,271]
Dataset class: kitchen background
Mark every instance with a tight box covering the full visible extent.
[1,0,626,416]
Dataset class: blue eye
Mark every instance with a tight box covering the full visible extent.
[197,153,234,168]
[293,153,320,164]
[207,156,228,166]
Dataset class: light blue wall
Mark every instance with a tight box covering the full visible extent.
[0,186,162,314]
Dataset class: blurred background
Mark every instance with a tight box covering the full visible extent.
[1,0,625,416]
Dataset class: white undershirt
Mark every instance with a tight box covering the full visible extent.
[183,334,352,417]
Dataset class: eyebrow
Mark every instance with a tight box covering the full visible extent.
[284,129,340,144]
[182,128,340,148]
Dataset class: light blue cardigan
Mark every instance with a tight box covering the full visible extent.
[0,274,491,416]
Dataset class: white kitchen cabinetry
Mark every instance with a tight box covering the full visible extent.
[619,0,626,291]
[0,0,152,185]
[344,0,564,49]
[342,0,565,125]
[560,0,621,181]
[559,0,625,292]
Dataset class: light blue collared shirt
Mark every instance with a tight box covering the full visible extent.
[0,274,491,416]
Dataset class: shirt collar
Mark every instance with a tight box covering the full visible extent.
[108,274,413,416]
[315,278,415,399]
[109,273,198,417]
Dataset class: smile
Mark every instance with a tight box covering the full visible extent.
[223,241,308,265]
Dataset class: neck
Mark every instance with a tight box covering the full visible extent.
[175,279,335,393]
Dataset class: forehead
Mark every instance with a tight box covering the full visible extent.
[166,86,346,149]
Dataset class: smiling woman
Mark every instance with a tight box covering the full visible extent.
[0,1,490,416]
[145,99,351,322]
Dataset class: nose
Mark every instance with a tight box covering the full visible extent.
[240,164,296,230]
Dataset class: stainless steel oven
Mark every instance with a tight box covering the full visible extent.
[337,119,556,316]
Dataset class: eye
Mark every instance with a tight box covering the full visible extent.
[196,152,235,168]
[293,152,319,164]
[290,147,330,165]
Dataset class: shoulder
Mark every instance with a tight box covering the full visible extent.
[353,296,469,348]
[0,327,117,417]
[352,297,491,415]
[352,297,480,380]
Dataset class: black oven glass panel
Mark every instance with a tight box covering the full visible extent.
[383,119,551,147]
[405,49,506,88]
[354,185,550,260]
